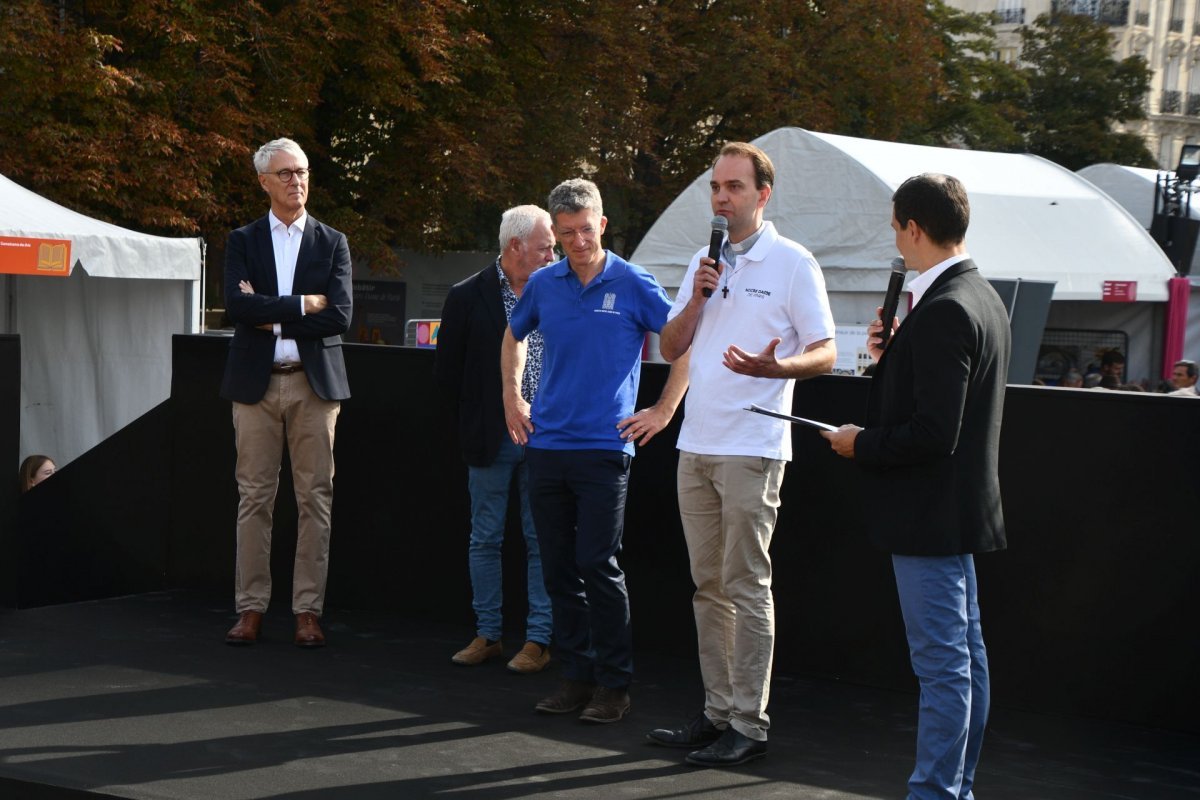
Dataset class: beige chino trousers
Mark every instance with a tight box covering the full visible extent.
[232,370,339,616]
[677,451,785,742]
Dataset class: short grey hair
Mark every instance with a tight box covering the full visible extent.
[547,178,603,222]
[253,138,307,174]
[498,205,552,252]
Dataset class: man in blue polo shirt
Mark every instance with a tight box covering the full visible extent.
[501,178,689,724]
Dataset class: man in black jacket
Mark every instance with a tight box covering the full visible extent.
[221,138,352,649]
[436,205,557,673]
[823,174,1010,800]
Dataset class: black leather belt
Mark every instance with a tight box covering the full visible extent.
[271,362,303,375]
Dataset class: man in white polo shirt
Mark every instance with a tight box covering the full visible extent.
[649,141,836,767]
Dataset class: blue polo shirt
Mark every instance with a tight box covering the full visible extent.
[509,251,671,454]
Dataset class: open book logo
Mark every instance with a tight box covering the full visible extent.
[37,243,68,273]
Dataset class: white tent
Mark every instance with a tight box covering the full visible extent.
[632,128,1178,380]
[1076,163,1200,366]
[1,173,203,466]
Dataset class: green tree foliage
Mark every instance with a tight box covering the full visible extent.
[0,0,1159,278]
[917,1,1026,151]
[1017,11,1155,170]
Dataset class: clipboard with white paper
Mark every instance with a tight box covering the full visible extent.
[745,403,838,432]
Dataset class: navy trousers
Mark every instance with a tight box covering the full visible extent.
[526,448,633,689]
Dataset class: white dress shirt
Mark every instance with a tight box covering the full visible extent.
[268,210,307,364]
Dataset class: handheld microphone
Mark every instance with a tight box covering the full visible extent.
[878,257,907,348]
[701,215,728,298]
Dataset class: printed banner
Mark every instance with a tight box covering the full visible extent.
[0,236,72,276]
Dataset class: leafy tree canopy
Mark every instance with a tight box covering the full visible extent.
[0,0,1158,293]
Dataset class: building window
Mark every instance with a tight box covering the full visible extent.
[1052,0,1132,25]
[997,0,1025,24]
[1170,0,1186,31]
[1135,0,1150,25]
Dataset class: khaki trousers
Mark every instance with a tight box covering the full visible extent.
[677,451,785,741]
[232,371,339,616]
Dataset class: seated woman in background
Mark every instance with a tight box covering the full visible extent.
[18,454,55,493]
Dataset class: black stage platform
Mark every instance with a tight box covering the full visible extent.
[1,593,1196,799]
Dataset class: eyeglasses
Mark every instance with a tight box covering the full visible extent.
[267,168,311,183]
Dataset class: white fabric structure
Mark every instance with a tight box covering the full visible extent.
[1076,163,1200,368]
[1,173,202,466]
[632,128,1177,316]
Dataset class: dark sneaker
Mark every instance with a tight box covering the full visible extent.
[535,679,596,714]
[685,727,768,767]
[579,685,631,723]
[647,712,723,747]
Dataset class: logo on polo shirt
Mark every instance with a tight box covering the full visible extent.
[595,292,621,315]
[745,288,772,299]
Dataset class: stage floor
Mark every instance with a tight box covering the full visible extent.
[0,592,1195,799]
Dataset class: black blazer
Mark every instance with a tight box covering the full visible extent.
[435,263,510,467]
[854,259,1011,556]
[219,215,353,404]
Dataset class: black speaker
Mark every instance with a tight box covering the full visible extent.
[1149,212,1199,276]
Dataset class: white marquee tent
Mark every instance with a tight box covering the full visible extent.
[1076,162,1200,365]
[1,173,203,467]
[632,128,1179,380]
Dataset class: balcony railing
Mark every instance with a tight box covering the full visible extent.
[1162,90,1182,113]
[1186,93,1200,116]
[1050,0,1131,26]
[996,7,1026,24]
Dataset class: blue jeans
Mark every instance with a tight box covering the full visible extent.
[466,438,552,644]
[892,554,990,800]
[526,448,633,689]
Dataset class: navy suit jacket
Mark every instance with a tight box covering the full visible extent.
[220,214,352,404]
[434,263,509,467]
[853,259,1011,556]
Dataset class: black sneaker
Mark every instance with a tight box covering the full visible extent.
[535,679,596,714]
[579,685,631,723]
[646,712,723,747]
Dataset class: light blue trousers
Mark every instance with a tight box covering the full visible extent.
[466,438,552,644]
[892,553,990,800]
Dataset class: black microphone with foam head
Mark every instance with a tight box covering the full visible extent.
[701,215,729,298]
[878,257,907,348]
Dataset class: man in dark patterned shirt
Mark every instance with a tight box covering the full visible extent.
[435,205,557,673]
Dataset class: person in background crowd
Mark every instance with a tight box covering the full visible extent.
[18,454,55,493]
[1099,350,1125,382]
[1168,359,1198,397]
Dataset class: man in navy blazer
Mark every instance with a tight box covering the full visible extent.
[823,174,1010,800]
[435,205,556,674]
[220,138,352,649]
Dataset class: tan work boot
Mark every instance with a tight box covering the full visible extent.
[452,636,502,665]
[506,642,551,674]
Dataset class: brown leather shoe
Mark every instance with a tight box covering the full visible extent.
[580,685,631,723]
[294,612,326,648]
[506,641,550,674]
[535,679,595,714]
[225,611,263,646]
[452,636,502,665]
